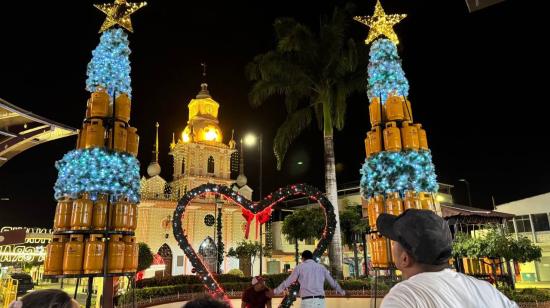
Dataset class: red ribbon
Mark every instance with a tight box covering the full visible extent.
[241,208,255,239]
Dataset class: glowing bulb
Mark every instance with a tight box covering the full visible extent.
[243,134,257,147]
[182,132,190,142]
[205,129,217,141]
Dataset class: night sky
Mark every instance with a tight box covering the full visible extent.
[0,0,547,227]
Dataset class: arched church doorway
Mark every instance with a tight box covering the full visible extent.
[198,236,217,273]
[156,243,173,278]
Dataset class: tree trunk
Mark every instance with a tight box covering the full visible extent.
[362,233,368,277]
[295,239,300,265]
[506,259,515,290]
[323,134,343,278]
[353,236,360,278]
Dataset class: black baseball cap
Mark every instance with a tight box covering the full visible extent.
[377,209,453,265]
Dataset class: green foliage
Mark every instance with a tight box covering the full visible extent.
[226,269,245,277]
[281,208,325,244]
[452,227,542,263]
[339,206,368,248]
[498,287,550,303]
[226,241,262,259]
[246,4,368,169]
[137,242,154,272]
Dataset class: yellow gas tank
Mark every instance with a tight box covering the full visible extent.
[78,125,88,149]
[416,124,429,150]
[71,193,93,230]
[111,199,131,231]
[376,235,390,268]
[83,234,104,274]
[115,93,131,123]
[126,127,139,157]
[92,194,108,231]
[383,122,402,152]
[63,235,84,275]
[109,121,127,152]
[369,195,385,230]
[419,192,435,211]
[44,235,67,275]
[54,198,73,231]
[108,235,125,273]
[403,100,413,122]
[364,133,372,158]
[386,95,404,121]
[89,88,110,118]
[123,236,138,273]
[368,127,383,155]
[369,234,378,267]
[361,197,369,219]
[403,191,421,210]
[385,192,403,216]
[127,203,138,231]
[369,98,382,126]
[85,119,105,148]
[401,121,420,150]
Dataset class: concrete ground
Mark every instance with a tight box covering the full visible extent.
[153,297,381,308]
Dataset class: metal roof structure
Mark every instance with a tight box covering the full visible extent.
[0,97,77,167]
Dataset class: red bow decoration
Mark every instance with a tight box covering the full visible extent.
[241,208,255,239]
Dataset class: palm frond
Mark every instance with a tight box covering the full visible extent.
[273,107,312,170]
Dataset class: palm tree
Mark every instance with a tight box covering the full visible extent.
[246,4,367,277]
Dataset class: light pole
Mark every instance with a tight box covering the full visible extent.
[458,179,472,207]
[243,133,263,274]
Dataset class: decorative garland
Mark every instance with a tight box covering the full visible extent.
[217,205,224,273]
[172,183,336,307]
[54,148,140,202]
[360,150,438,198]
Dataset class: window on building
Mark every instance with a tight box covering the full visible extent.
[181,158,185,175]
[515,215,532,233]
[532,213,550,232]
[207,156,215,174]
[506,220,515,233]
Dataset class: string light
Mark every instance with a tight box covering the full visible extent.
[353,0,406,45]
[86,28,132,97]
[172,183,336,308]
[366,38,409,103]
[359,150,438,198]
[54,148,141,202]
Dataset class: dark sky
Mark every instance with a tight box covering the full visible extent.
[0,0,547,227]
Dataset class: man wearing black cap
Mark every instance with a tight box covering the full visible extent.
[377,209,518,308]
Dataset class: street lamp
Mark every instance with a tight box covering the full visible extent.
[243,132,263,274]
[458,179,472,207]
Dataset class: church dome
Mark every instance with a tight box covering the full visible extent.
[147,161,161,177]
[181,83,224,143]
[236,174,247,187]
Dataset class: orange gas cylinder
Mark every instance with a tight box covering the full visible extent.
[383,122,402,152]
[89,88,110,118]
[85,100,91,119]
[92,194,108,230]
[416,124,429,150]
[108,235,125,273]
[369,98,382,126]
[403,99,413,122]
[44,235,66,275]
[83,234,104,274]
[109,121,127,152]
[385,192,403,216]
[419,192,435,211]
[385,95,404,121]
[71,193,93,230]
[369,195,385,230]
[54,198,73,231]
[126,127,139,157]
[123,236,138,272]
[364,133,372,158]
[368,127,383,155]
[111,199,131,231]
[127,203,138,231]
[115,93,131,123]
[85,119,105,148]
[401,121,420,150]
[376,236,390,268]
[63,235,84,275]
[369,234,378,267]
[77,125,87,149]
[403,191,421,210]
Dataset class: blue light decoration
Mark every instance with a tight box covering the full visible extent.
[360,150,438,199]
[54,148,140,203]
[367,38,409,103]
[85,28,132,97]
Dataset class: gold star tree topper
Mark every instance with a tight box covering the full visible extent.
[354,0,406,45]
[94,0,147,33]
